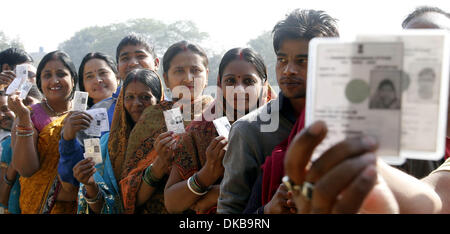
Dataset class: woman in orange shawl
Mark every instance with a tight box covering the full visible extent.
[164,47,276,214]
[119,41,213,213]
[8,51,78,213]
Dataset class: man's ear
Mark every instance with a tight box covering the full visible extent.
[153,57,160,70]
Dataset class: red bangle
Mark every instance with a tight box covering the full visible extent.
[16,125,33,131]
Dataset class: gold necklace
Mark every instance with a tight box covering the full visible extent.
[44,99,70,116]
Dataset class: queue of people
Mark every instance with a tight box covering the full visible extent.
[0,6,450,215]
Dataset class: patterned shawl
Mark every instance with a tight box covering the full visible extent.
[119,95,213,214]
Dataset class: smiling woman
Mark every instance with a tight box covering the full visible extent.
[7,50,79,214]
[78,52,119,107]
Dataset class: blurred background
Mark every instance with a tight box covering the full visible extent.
[1,0,449,95]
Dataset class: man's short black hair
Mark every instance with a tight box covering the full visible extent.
[272,9,339,53]
[0,47,33,72]
[116,33,157,63]
[402,6,450,28]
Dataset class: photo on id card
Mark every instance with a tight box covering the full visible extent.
[306,38,403,164]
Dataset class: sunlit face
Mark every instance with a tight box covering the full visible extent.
[275,39,309,99]
[83,59,118,104]
[164,51,208,101]
[124,80,158,123]
[0,95,15,131]
[221,59,263,113]
[117,44,159,79]
[39,59,74,102]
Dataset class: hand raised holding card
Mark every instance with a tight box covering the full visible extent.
[73,157,97,186]
[63,111,93,141]
[84,138,102,165]
[7,91,30,119]
[152,131,177,178]
[200,135,228,185]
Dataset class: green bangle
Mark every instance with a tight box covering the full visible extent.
[186,173,210,195]
[143,164,163,187]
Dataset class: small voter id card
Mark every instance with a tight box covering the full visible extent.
[73,91,89,111]
[163,107,185,134]
[83,138,102,165]
[213,116,231,139]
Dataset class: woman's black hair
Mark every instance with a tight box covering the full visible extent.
[0,47,34,72]
[78,52,118,107]
[36,50,78,100]
[122,69,162,102]
[162,40,208,75]
[218,47,267,84]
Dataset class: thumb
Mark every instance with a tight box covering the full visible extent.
[284,120,328,186]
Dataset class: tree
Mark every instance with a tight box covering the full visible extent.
[58,19,209,70]
[0,31,25,51]
[247,31,279,93]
